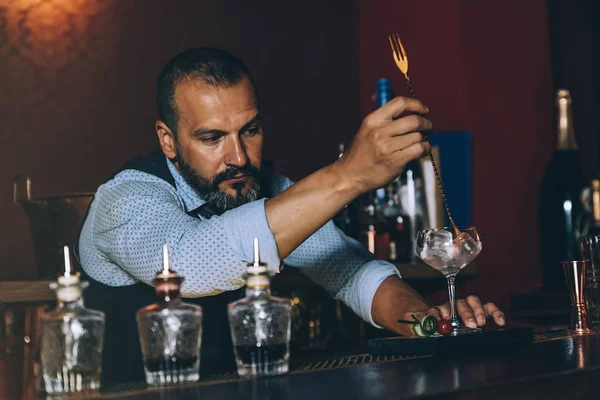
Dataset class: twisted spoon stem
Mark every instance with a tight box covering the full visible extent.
[404,75,460,236]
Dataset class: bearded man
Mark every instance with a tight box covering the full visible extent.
[77,47,504,384]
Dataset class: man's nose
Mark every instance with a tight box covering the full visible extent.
[224,136,248,167]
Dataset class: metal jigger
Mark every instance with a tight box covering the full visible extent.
[561,261,592,334]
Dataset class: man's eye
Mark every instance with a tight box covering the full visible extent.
[244,127,260,136]
[201,136,221,143]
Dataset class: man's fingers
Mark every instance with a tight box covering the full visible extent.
[456,299,477,328]
[387,132,423,152]
[484,302,506,326]
[426,307,442,320]
[466,295,487,326]
[395,140,431,161]
[373,96,429,122]
[381,114,433,138]
[432,303,452,320]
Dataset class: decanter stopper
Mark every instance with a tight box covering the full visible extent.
[153,244,184,303]
[247,237,269,288]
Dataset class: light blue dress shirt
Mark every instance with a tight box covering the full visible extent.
[78,157,400,326]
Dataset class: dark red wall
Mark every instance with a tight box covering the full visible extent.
[0,0,358,279]
[2,1,596,316]
[358,0,555,309]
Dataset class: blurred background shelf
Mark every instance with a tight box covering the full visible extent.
[0,280,54,304]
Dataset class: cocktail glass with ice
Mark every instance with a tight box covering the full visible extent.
[416,226,482,335]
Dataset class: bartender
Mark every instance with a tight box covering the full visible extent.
[76,47,504,384]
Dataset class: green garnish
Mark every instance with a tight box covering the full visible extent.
[405,314,438,337]
[420,315,437,336]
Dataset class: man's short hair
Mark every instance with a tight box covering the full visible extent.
[156,47,258,136]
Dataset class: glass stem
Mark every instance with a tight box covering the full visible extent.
[446,275,459,325]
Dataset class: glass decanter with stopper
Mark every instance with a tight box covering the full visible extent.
[40,246,105,395]
[228,238,291,377]
[136,245,203,386]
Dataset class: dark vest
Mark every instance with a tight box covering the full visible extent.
[75,151,247,385]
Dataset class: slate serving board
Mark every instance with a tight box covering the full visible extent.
[367,327,534,356]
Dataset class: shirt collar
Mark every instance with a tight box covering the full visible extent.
[166,157,207,212]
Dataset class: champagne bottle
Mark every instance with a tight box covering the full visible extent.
[539,89,585,292]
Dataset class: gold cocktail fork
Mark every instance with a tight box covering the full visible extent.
[388,33,461,237]
[388,33,417,99]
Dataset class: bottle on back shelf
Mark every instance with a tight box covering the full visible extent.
[397,161,426,263]
[360,190,391,260]
[381,183,411,262]
[539,89,586,292]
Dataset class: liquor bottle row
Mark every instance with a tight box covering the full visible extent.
[40,240,290,395]
[332,157,428,264]
[333,78,432,264]
[360,173,424,263]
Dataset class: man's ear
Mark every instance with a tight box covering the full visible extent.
[156,121,177,160]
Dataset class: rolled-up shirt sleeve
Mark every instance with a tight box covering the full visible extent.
[276,175,400,327]
[80,173,281,297]
[284,221,400,327]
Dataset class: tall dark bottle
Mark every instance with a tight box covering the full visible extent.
[539,89,585,292]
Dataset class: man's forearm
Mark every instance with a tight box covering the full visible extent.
[265,162,359,258]
[265,97,432,259]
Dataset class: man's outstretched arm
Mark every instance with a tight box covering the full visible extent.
[371,275,506,335]
[266,97,432,258]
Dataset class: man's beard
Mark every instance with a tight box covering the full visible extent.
[176,150,262,214]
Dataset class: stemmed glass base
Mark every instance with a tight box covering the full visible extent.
[446,274,483,336]
[449,320,482,336]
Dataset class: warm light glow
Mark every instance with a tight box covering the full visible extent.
[0,0,114,68]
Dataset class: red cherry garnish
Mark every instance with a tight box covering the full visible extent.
[437,319,453,336]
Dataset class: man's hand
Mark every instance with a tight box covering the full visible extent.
[372,275,506,337]
[265,96,432,259]
[334,96,433,194]
[422,296,505,329]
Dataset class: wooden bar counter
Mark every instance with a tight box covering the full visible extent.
[59,330,600,400]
